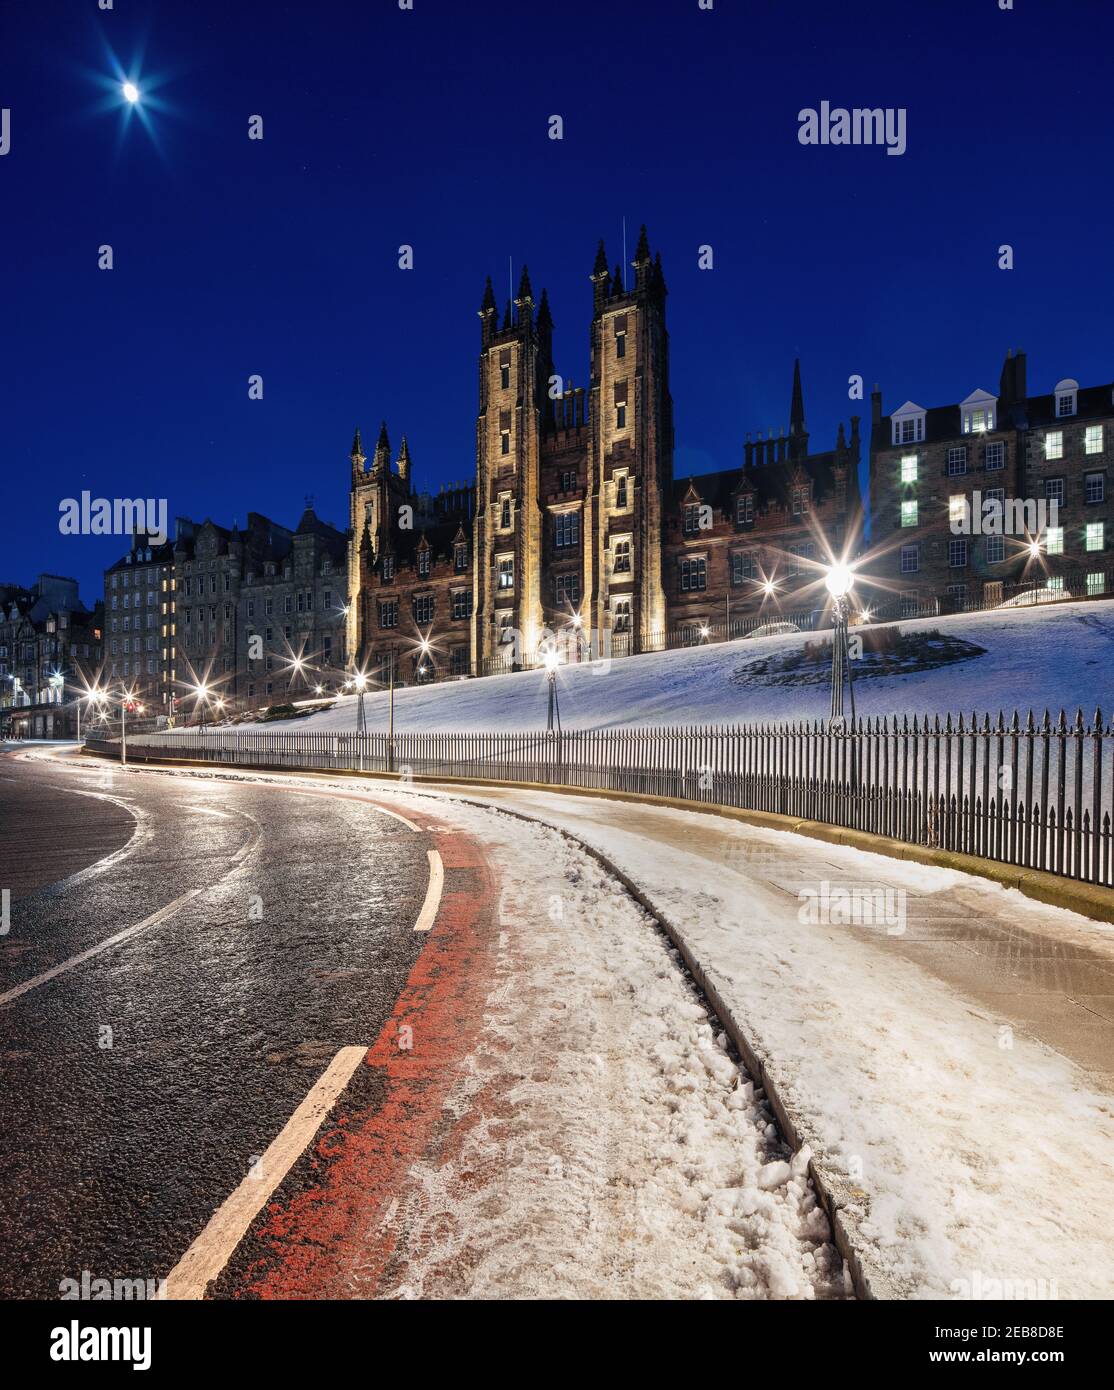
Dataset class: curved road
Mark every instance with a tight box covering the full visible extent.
[0,746,474,1300]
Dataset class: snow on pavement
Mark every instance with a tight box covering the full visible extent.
[350,793,849,1300]
[380,781,1114,1300]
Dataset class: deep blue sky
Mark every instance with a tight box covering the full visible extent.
[2,0,1112,602]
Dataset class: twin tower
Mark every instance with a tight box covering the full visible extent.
[348,226,675,670]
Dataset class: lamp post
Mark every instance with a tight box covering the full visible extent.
[544,647,562,735]
[825,562,857,727]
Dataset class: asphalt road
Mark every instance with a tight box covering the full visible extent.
[0,746,443,1300]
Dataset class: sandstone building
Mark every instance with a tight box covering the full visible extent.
[348,228,863,679]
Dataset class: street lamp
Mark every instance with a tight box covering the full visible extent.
[352,670,368,735]
[825,561,857,726]
[543,647,562,735]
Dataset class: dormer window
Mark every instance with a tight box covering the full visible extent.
[735,493,754,525]
[960,390,997,435]
[891,402,926,446]
[417,548,431,578]
[1055,379,1078,418]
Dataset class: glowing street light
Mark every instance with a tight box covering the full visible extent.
[825,561,857,726]
[122,82,140,104]
[543,647,562,735]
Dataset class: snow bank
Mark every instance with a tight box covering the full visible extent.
[204,599,1114,737]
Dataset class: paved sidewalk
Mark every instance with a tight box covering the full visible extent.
[402,781,1114,1298]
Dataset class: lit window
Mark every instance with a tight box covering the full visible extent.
[554,511,580,548]
[498,556,514,589]
[900,455,918,483]
[1085,425,1104,455]
[1046,527,1064,555]
[1086,522,1105,552]
[1046,576,1065,593]
[901,499,918,527]
[1087,572,1106,596]
[1046,430,1063,460]
[949,494,967,525]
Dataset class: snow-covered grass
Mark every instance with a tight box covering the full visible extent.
[208,598,1114,736]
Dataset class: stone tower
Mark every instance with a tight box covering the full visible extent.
[472,268,548,668]
[585,226,673,650]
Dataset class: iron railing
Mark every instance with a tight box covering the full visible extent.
[85,706,1114,889]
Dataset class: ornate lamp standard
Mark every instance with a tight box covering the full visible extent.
[824,562,857,727]
[544,647,562,735]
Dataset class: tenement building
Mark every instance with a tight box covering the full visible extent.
[173,508,347,710]
[0,575,103,737]
[870,350,1114,612]
[104,533,176,710]
[347,228,863,677]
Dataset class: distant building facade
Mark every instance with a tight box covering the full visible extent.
[870,350,1114,612]
[104,534,176,710]
[0,575,103,737]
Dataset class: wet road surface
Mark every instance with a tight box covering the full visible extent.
[0,747,456,1299]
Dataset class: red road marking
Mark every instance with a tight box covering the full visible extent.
[225,803,498,1299]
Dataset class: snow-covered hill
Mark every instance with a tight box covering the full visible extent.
[210,599,1114,735]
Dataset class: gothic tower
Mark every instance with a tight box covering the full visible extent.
[586,226,672,651]
[472,267,546,669]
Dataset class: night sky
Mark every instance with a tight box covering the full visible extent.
[3,0,1112,603]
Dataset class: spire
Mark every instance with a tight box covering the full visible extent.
[652,250,667,296]
[790,359,805,435]
[516,263,533,303]
[633,223,651,264]
[788,361,809,463]
[501,300,512,331]
[537,287,553,330]
[592,239,608,276]
[350,427,366,471]
[397,434,412,486]
[612,263,623,295]
[372,421,390,475]
[480,275,496,315]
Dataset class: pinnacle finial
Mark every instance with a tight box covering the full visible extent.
[350,426,365,462]
[592,239,608,277]
[516,263,533,302]
[633,223,651,263]
[480,275,496,314]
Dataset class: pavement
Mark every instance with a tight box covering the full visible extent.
[415,781,1114,1089]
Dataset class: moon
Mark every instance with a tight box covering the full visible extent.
[122,82,140,104]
